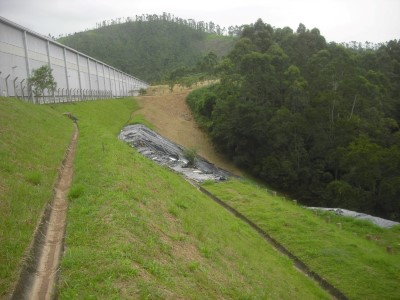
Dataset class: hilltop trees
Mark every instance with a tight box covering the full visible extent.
[188,20,400,220]
[58,18,236,83]
[91,13,231,36]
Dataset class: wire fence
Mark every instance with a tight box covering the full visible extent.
[0,76,137,104]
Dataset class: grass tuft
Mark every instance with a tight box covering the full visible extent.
[67,184,84,200]
[25,171,42,186]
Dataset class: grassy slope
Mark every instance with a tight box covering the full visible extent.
[204,179,400,300]
[52,99,328,299]
[0,98,73,296]
[6,96,398,298]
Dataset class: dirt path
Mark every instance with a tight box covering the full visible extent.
[11,125,78,300]
[135,85,243,176]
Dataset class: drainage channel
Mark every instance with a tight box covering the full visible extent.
[10,125,78,300]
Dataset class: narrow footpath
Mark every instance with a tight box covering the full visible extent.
[11,125,78,300]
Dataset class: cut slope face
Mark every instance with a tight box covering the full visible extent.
[135,85,243,176]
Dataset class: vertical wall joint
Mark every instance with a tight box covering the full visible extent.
[63,48,70,99]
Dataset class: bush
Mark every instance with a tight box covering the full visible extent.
[183,147,197,167]
[186,86,217,131]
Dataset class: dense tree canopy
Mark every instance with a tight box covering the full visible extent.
[187,19,400,221]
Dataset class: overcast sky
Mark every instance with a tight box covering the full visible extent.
[1,0,399,43]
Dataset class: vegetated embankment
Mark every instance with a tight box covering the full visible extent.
[137,85,400,299]
[204,179,400,300]
[11,124,78,299]
[119,121,347,299]
[0,98,74,298]
[49,98,329,299]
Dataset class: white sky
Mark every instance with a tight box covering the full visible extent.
[0,0,399,43]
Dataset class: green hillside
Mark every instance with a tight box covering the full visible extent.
[0,97,328,299]
[51,99,328,299]
[1,95,399,299]
[58,20,236,83]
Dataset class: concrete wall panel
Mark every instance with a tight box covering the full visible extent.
[52,64,67,88]
[28,51,48,65]
[49,43,64,60]
[26,34,47,54]
[0,22,24,47]
[0,16,148,101]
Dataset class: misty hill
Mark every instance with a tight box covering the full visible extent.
[58,18,236,83]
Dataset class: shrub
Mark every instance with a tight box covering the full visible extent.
[183,147,197,167]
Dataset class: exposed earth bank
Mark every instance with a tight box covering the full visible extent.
[135,85,243,177]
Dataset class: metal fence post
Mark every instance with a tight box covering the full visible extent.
[5,75,10,97]
[13,77,18,98]
[21,79,25,99]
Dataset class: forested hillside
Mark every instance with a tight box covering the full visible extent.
[58,16,235,83]
[187,19,400,221]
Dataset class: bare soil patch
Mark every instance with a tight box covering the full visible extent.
[135,85,243,176]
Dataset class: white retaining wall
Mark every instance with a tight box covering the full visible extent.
[0,16,148,102]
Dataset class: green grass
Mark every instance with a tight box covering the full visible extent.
[126,113,155,130]
[51,98,329,299]
[8,95,397,299]
[0,97,74,296]
[203,179,400,300]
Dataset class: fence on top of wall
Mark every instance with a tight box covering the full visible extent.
[0,16,148,103]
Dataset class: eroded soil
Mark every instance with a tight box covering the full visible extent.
[135,85,243,177]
